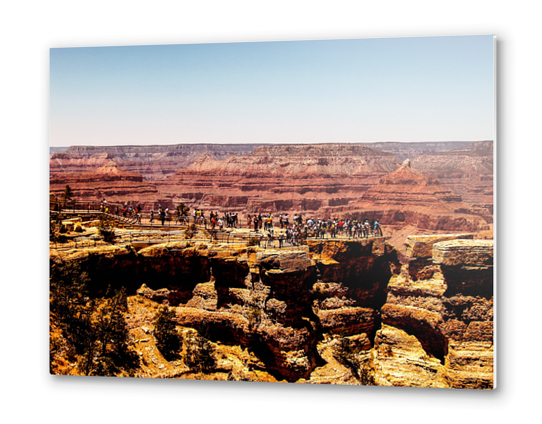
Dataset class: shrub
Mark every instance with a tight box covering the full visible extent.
[49,261,137,376]
[98,214,116,242]
[184,332,216,373]
[247,236,261,247]
[154,306,182,361]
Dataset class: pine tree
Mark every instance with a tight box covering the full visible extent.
[61,185,74,208]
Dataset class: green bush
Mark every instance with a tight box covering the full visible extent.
[247,236,260,247]
[184,332,216,373]
[154,306,182,361]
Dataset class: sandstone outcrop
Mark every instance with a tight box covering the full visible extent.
[378,235,494,388]
[50,237,398,382]
[50,232,493,387]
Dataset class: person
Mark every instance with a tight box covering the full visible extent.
[160,208,165,226]
[374,219,382,236]
[278,232,283,248]
[150,210,154,223]
[267,232,273,248]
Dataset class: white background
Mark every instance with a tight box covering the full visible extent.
[1,1,539,422]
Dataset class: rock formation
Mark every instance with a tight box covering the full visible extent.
[154,143,399,213]
[411,140,494,220]
[49,161,166,209]
[49,232,494,388]
[49,141,493,241]
[50,144,261,180]
[365,141,474,161]
[378,234,493,388]
[339,159,489,233]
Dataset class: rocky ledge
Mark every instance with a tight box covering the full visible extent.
[50,234,494,388]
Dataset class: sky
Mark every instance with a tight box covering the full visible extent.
[49,35,495,147]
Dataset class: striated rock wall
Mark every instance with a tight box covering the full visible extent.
[50,234,493,388]
[378,235,494,388]
[410,141,494,220]
[51,144,262,180]
[49,162,167,210]
[342,161,488,232]
[154,143,400,214]
[365,141,475,162]
[50,142,493,242]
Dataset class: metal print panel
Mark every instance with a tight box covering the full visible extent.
[49,35,495,388]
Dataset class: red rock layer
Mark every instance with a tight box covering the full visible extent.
[50,144,261,180]
[335,160,488,232]
[154,143,400,213]
[411,141,493,220]
[49,161,166,209]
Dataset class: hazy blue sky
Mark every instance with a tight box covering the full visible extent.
[50,35,494,146]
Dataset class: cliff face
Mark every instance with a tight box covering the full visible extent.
[50,144,261,180]
[154,143,399,214]
[410,141,494,219]
[49,162,166,209]
[343,160,488,232]
[50,235,494,388]
[365,141,474,162]
[378,235,493,388]
[49,141,493,240]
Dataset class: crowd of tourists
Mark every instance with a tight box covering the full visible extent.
[246,213,382,245]
[93,199,383,245]
[98,199,144,224]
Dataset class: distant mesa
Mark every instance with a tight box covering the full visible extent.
[181,143,399,176]
[50,143,263,180]
[410,140,493,214]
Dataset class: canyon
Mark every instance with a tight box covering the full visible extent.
[49,161,168,210]
[50,144,262,180]
[49,141,494,240]
[49,232,494,388]
[50,139,495,387]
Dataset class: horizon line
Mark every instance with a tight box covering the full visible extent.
[50,140,493,148]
